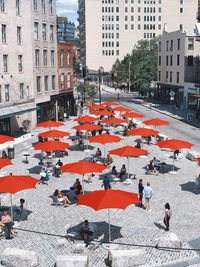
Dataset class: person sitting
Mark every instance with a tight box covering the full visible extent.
[80,220,95,246]
[54,189,70,207]
[112,166,117,176]
[55,159,63,177]
[135,141,141,149]
[105,129,110,135]
[123,126,128,137]
[2,151,7,159]
[119,164,126,181]
[16,198,25,221]
[102,176,112,190]
[146,136,152,145]
[1,211,17,239]
[149,160,156,173]
[105,154,113,167]
[74,181,82,195]
[78,136,84,150]
[91,130,96,136]
[174,150,180,159]
[70,178,80,191]
[153,157,160,171]
[95,148,102,158]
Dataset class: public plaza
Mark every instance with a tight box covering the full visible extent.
[0,91,200,267]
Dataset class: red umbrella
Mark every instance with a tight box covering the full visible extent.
[38,130,70,138]
[143,118,170,127]
[88,104,106,110]
[36,120,64,128]
[112,107,131,112]
[0,135,15,144]
[93,110,115,116]
[109,146,149,179]
[196,158,200,164]
[0,174,39,220]
[102,101,119,106]
[121,112,144,119]
[33,140,71,152]
[128,128,160,137]
[60,161,108,193]
[155,139,194,173]
[72,124,102,131]
[0,159,13,170]
[77,190,141,242]
[74,115,99,123]
[101,118,128,124]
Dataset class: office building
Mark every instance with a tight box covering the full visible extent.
[57,17,76,42]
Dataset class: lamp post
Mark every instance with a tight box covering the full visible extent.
[98,66,104,104]
[128,57,131,93]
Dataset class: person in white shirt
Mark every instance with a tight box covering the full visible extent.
[80,220,94,246]
[164,203,172,231]
[143,182,153,211]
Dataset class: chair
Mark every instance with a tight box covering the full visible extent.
[52,195,64,206]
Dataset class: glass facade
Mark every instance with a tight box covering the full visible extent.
[57,19,75,42]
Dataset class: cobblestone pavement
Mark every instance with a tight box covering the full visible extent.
[0,95,200,267]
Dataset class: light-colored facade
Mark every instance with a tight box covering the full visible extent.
[79,0,198,72]
[157,24,200,112]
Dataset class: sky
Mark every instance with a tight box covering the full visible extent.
[56,0,78,25]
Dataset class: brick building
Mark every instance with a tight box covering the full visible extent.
[57,42,75,119]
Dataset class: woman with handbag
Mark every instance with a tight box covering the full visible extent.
[164,203,172,231]
[39,167,50,185]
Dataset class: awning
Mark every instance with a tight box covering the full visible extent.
[192,94,200,98]
[0,103,39,119]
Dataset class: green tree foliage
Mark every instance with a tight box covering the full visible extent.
[76,82,97,102]
[73,54,80,75]
[112,38,158,96]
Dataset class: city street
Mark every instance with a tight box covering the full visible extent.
[0,92,200,266]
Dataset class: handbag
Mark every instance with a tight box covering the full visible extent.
[40,172,46,178]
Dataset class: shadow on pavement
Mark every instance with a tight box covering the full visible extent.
[180,182,200,195]
[154,222,166,230]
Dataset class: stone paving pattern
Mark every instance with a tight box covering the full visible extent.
[0,92,200,267]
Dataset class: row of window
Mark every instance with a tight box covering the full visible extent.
[59,50,71,67]
[60,73,71,90]
[102,15,161,21]
[102,32,118,38]
[102,50,119,56]
[158,55,181,66]
[102,41,119,47]
[158,71,180,84]
[34,22,54,41]
[2,55,23,73]
[1,24,22,45]
[102,0,160,4]
[36,75,56,92]
[35,49,55,67]
[0,0,53,14]
[144,32,156,38]
[0,84,24,102]
[159,38,194,52]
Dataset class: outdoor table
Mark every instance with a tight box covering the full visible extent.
[23,153,30,164]
[102,243,119,250]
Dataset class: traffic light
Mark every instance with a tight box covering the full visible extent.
[114,72,118,77]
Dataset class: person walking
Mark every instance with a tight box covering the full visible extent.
[164,203,172,231]
[138,179,144,207]
[143,182,153,211]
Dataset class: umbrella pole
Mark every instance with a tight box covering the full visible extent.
[172,152,175,172]
[82,174,85,195]
[87,131,88,150]
[127,156,129,179]
[10,194,13,222]
[108,208,111,243]
[104,144,106,163]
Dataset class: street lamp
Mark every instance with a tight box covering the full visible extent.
[98,66,104,104]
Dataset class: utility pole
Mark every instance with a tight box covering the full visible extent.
[128,57,131,93]
[98,66,104,104]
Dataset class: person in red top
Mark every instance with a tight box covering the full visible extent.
[54,190,70,207]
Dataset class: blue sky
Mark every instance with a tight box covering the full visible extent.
[56,0,78,25]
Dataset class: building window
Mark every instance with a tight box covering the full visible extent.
[50,25,53,40]
[125,15,128,21]
[17,26,21,45]
[158,42,161,52]
[177,54,180,66]
[60,50,64,66]
[36,76,41,92]
[61,73,64,89]
[170,40,173,51]
[44,76,48,91]
[0,0,5,11]
[2,24,6,43]
[138,7,141,12]
[177,72,179,83]
[138,24,140,30]
[16,0,20,15]
[34,22,38,39]
[49,0,53,14]
[51,50,54,66]
[67,73,71,88]
[180,7,183,13]
[177,38,180,50]
[131,24,134,30]
[52,75,55,90]
[116,50,119,56]
[125,24,128,30]
[42,23,46,40]
[158,71,161,81]
[158,55,161,66]
[67,50,70,65]
[170,71,172,82]
[5,85,9,102]
[188,56,193,66]
[18,55,22,72]
[166,55,168,66]
[166,71,168,82]
[35,49,40,66]
[125,7,128,12]
[19,83,24,99]
[3,55,7,72]
[170,55,173,66]
[41,0,45,12]
[166,40,169,51]
[0,86,1,103]
[188,39,194,50]
[43,49,47,66]
[33,0,37,10]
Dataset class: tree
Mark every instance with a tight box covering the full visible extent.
[76,82,97,102]
[73,54,80,75]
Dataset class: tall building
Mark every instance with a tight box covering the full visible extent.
[57,17,75,42]
[78,0,198,72]
[157,24,200,114]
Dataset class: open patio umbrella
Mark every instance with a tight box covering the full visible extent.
[143,118,170,128]
[0,135,15,144]
[0,174,39,220]
[88,104,106,110]
[102,101,119,106]
[128,128,160,137]
[33,140,71,152]
[77,190,141,242]
[0,159,13,170]
[36,120,64,129]
[121,112,144,119]
[101,117,128,124]
[112,107,132,113]
[155,139,194,174]
[93,110,115,116]
[60,161,108,194]
[87,134,122,159]
[196,158,200,164]
[38,130,70,139]
[74,115,99,123]
[109,146,149,179]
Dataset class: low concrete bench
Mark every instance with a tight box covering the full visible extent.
[56,255,88,267]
